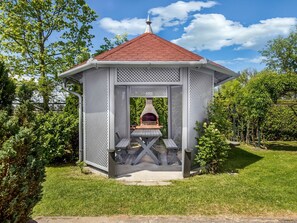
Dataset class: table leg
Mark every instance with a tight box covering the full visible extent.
[132,137,160,165]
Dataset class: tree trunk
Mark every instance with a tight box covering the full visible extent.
[257,120,261,148]
[37,12,50,112]
[240,120,244,142]
[245,121,250,144]
[232,106,236,141]
[251,124,255,145]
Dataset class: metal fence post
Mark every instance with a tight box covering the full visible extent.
[108,149,116,178]
[183,148,192,178]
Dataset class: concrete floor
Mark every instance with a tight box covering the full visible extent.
[89,142,184,184]
[115,143,183,184]
[115,152,183,185]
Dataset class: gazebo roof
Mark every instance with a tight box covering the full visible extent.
[60,26,238,84]
[94,33,203,61]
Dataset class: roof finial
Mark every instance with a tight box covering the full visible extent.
[144,14,153,34]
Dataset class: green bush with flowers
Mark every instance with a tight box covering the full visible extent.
[195,122,230,174]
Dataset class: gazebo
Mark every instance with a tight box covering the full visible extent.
[60,19,238,178]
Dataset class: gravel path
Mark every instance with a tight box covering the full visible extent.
[34,216,297,223]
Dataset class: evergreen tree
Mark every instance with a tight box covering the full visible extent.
[0,61,16,113]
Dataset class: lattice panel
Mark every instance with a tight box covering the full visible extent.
[117,67,180,83]
[115,86,128,140]
[188,69,213,150]
[170,86,182,148]
[84,68,109,171]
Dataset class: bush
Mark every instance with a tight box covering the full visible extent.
[195,122,230,174]
[35,111,79,163]
[0,61,16,114]
[0,117,45,222]
[263,104,297,141]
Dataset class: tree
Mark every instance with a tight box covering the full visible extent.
[0,100,45,222]
[0,0,97,112]
[260,28,297,74]
[210,70,297,146]
[0,61,16,113]
[0,126,45,223]
[93,34,128,56]
[64,83,82,116]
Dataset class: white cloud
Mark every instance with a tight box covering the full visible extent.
[249,56,266,64]
[149,1,217,27]
[99,17,146,35]
[214,56,267,72]
[214,56,266,66]
[98,1,217,35]
[172,14,297,51]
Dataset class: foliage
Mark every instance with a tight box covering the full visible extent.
[35,111,79,163]
[76,160,86,173]
[76,160,91,174]
[0,61,16,113]
[260,27,297,74]
[34,142,297,217]
[93,34,128,56]
[263,104,297,141]
[16,80,36,103]
[130,97,145,126]
[208,94,232,137]
[0,0,97,111]
[210,70,297,146]
[0,128,45,223]
[0,106,45,223]
[0,111,19,146]
[194,122,230,174]
[63,83,82,116]
[153,98,168,136]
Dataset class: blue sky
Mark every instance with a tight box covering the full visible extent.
[86,0,297,72]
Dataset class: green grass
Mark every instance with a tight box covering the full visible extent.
[33,141,297,217]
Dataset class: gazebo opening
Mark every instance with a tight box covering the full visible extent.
[114,85,182,175]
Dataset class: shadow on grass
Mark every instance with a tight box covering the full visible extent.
[46,163,76,168]
[224,146,263,172]
[264,141,297,152]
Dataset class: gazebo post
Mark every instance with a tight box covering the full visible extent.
[108,68,116,176]
[167,86,171,139]
[108,148,116,178]
[181,68,189,177]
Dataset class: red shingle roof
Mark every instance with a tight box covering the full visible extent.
[61,32,238,82]
[94,33,203,61]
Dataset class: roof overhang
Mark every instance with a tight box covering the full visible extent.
[205,61,239,86]
[59,59,207,78]
[59,58,239,85]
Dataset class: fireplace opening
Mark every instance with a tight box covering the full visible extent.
[141,113,157,125]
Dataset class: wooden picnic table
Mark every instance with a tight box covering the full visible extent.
[130,129,162,165]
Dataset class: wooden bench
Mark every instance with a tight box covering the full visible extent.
[115,133,130,164]
[226,140,240,147]
[116,138,130,149]
[162,139,181,165]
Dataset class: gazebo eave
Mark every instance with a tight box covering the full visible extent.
[59,59,208,78]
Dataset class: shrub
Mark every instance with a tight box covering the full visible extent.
[35,111,79,163]
[263,104,297,141]
[0,122,45,222]
[195,122,230,174]
[0,61,16,114]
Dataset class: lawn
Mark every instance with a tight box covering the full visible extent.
[33,141,297,217]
